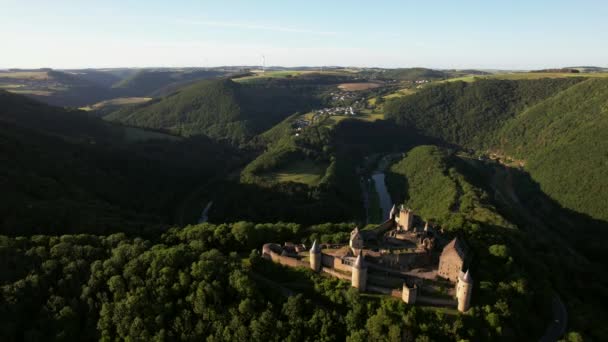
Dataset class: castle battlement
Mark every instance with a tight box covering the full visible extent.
[261,207,474,312]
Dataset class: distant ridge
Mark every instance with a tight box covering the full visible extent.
[106,78,318,143]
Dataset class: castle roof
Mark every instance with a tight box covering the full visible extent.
[441,237,467,260]
[399,205,412,213]
[459,269,473,283]
[353,251,366,269]
[389,204,396,219]
[310,240,320,253]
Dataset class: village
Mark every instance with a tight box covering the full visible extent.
[262,205,474,312]
[289,90,367,136]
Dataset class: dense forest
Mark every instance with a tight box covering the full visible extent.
[111,69,228,97]
[2,67,607,341]
[384,78,608,222]
[106,79,320,144]
[0,220,550,341]
[386,145,608,340]
[0,91,244,235]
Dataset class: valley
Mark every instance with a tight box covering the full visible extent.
[1,65,607,342]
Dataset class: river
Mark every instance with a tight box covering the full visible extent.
[198,201,213,223]
[371,173,392,221]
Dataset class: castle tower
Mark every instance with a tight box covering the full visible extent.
[351,251,367,291]
[389,204,397,221]
[309,240,321,272]
[402,282,417,304]
[456,270,473,312]
[349,227,364,253]
[396,205,414,231]
[424,221,429,232]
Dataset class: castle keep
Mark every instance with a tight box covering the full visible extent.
[262,206,474,313]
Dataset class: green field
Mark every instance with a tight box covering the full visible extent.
[7,89,53,96]
[325,111,384,125]
[383,88,417,99]
[261,159,327,185]
[233,69,350,82]
[0,71,49,79]
[80,97,152,111]
[442,72,608,83]
[0,84,24,89]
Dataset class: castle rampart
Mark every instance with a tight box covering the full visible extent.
[261,208,474,313]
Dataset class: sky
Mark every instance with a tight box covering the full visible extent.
[1,0,607,69]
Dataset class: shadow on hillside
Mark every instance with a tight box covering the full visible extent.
[452,156,608,265]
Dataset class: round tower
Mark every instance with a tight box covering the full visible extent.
[309,240,321,272]
[389,204,397,221]
[456,270,473,312]
[349,227,364,253]
[351,251,367,291]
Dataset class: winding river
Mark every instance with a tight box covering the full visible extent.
[371,173,392,221]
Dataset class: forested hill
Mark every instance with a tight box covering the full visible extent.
[495,78,608,221]
[384,77,608,222]
[381,67,447,80]
[111,69,226,97]
[106,79,319,143]
[0,91,244,235]
[386,145,608,340]
[0,90,121,142]
[384,78,583,148]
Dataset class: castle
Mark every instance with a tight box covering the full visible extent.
[262,205,474,312]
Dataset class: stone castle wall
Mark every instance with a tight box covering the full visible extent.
[263,244,308,268]
[438,251,463,282]
[322,253,353,273]
[364,219,395,238]
[321,267,351,280]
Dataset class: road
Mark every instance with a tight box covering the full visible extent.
[539,295,568,342]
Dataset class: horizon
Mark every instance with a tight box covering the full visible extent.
[2,0,608,69]
[1,65,605,72]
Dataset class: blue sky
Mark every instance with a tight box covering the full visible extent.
[1,0,607,69]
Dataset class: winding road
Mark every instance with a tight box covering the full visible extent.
[540,295,568,342]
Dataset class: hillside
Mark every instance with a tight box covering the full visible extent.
[384,78,608,222]
[0,91,243,235]
[495,78,608,221]
[0,70,117,107]
[384,78,583,148]
[62,69,123,87]
[385,145,608,339]
[0,90,121,142]
[111,69,226,97]
[106,79,319,143]
[374,67,447,81]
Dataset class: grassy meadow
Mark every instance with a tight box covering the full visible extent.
[337,82,383,91]
[80,97,152,111]
[0,71,49,79]
[442,72,608,83]
[233,69,351,82]
[260,159,327,185]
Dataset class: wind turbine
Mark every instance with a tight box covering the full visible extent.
[261,54,266,73]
